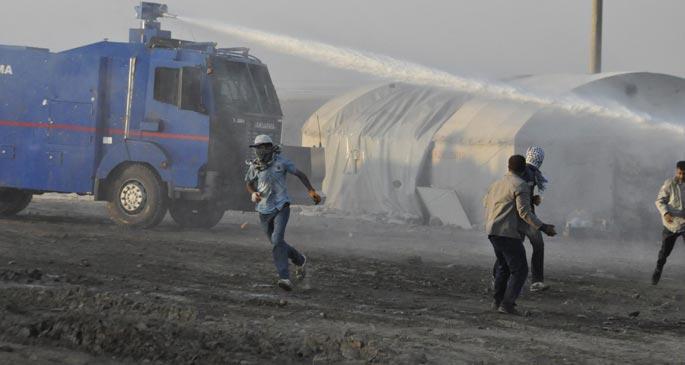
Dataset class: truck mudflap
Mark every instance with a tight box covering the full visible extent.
[171,170,222,203]
[201,170,221,200]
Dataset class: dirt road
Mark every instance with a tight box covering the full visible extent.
[1,196,684,364]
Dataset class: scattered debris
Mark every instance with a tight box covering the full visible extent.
[5,303,28,315]
[0,196,683,363]
[1,268,43,283]
[27,269,42,281]
[406,255,423,266]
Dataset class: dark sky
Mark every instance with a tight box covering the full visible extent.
[3,1,684,97]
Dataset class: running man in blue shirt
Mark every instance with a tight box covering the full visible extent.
[245,135,322,291]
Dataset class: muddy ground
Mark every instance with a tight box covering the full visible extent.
[0,196,684,364]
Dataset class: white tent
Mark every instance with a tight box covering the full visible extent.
[303,82,471,222]
[302,73,685,233]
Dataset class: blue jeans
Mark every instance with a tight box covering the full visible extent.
[259,205,305,279]
[489,235,529,307]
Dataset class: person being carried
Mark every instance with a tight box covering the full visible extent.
[523,146,550,291]
[652,160,685,285]
[483,155,556,315]
[245,135,322,291]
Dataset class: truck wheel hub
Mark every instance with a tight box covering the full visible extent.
[120,181,146,213]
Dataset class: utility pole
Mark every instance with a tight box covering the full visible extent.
[590,0,603,73]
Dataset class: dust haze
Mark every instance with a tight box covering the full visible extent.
[1,1,684,364]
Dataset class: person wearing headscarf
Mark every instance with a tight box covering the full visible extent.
[525,146,548,193]
[522,146,550,291]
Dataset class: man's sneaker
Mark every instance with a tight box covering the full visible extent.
[651,268,662,285]
[498,303,522,316]
[295,255,307,280]
[277,278,293,291]
[530,282,549,292]
[491,299,501,312]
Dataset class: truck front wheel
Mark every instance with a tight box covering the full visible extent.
[0,189,32,217]
[107,165,168,228]
[169,200,224,229]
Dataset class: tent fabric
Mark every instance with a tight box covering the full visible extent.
[302,72,685,233]
[302,83,470,220]
[430,72,685,231]
[301,83,385,148]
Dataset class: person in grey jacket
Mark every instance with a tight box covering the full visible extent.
[652,160,685,285]
[492,146,550,291]
[483,155,556,315]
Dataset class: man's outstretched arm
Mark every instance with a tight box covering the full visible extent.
[293,169,321,204]
[515,185,555,236]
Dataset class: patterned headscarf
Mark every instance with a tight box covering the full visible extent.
[526,146,545,168]
[525,146,548,191]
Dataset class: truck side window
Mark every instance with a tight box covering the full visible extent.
[181,67,206,114]
[154,67,180,105]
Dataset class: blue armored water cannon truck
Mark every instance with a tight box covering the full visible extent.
[0,2,320,228]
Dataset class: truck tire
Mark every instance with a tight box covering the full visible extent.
[169,200,225,229]
[107,165,168,228]
[0,189,32,217]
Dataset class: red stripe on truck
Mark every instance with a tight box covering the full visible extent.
[109,128,209,142]
[0,120,209,142]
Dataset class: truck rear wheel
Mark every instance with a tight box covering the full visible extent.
[107,165,168,228]
[0,188,32,217]
[169,200,225,229]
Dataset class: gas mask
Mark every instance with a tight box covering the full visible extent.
[255,144,275,163]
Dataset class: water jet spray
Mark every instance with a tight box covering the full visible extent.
[170,16,685,135]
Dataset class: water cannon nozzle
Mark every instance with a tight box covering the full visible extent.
[162,12,178,19]
[135,2,169,22]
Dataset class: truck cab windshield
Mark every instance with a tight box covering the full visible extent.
[211,59,281,116]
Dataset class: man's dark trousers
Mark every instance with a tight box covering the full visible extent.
[657,227,684,271]
[489,235,529,307]
[493,226,544,283]
[525,225,545,282]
